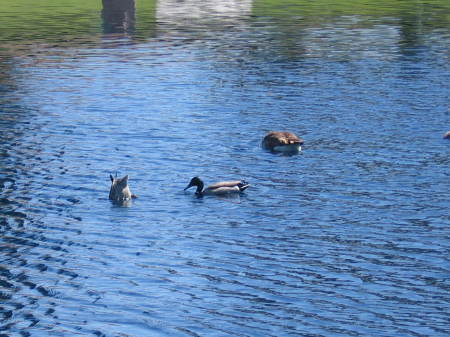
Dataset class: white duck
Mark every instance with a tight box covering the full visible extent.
[109,174,137,202]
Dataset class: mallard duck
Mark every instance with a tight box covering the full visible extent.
[109,174,137,202]
[262,131,304,153]
[184,177,249,196]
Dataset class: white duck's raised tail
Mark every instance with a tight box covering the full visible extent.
[109,174,137,202]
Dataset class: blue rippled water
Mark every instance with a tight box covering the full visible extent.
[1,1,449,336]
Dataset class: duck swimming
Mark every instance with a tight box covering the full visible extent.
[262,131,304,153]
[184,177,249,196]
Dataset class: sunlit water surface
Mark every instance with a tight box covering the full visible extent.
[1,1,449,336]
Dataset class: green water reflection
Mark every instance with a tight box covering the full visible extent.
[256,0,450,23]
[0,0,156,49]
[0,0,449,49]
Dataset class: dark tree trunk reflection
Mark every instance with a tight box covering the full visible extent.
[102,0,135,34]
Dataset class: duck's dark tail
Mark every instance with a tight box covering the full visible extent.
[238,180,250,192]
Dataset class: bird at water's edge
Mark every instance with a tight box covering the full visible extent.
[184,177,249,196]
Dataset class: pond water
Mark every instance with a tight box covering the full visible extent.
[1,1,449,336]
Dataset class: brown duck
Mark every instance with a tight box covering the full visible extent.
[262,131,304,153]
